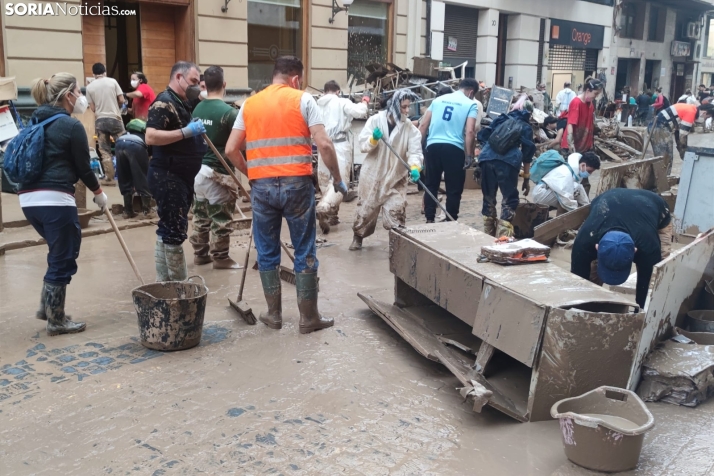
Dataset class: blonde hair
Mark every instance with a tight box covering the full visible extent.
[30,73,77,106]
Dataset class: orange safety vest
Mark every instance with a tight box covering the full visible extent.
[242,84,313,180]
[661,103,697,134]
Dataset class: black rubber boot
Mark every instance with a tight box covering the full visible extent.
[296,271,333,334]
[45,283,85,336]
[122,194,136,219]
[259,269,282,329]
[141,196,157,219]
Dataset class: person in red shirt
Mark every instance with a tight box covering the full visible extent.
[127,71,156,121]
[561,78,603,154]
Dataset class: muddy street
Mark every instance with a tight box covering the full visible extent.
[1,186,713,475]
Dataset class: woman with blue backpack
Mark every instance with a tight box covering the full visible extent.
[11,73,108,336]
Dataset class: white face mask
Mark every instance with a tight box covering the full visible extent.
[130,80,139,89]
[71,93,88,115]
[200,90,208,99]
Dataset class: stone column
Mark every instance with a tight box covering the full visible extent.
[475,8,499,86]
[503,14,541,89]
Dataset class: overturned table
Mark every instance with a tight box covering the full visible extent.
[359,222,644,422]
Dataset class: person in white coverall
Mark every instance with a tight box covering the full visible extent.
[349,89,423,251]
[316,80,369,234]
[531,151,601,213]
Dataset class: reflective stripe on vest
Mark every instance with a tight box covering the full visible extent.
[242,84,313,180]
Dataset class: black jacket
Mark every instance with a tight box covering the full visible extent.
[18,105,100,195]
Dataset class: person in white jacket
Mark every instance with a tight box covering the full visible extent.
[531,152,600,212]
[349,89,423,251]
[315,80,370,234]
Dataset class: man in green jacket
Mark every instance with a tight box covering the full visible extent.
[190,66,241,269]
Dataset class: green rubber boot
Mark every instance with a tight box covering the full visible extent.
[259,269,282,329]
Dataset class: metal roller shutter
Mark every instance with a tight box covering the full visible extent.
[549,45,598,71]
[443,5,478,60]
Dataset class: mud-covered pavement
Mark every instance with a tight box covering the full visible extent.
[2,179,714,475]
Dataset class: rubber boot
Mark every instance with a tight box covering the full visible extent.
[45,283,86,336]
[141,196,157,219]
[259,269,282,329]
[483,216,497,237]
[155,239,170,282]
[349,235,363,251]
[296,271,333,334]
[122,194,136,219]
[317,210,330,235]
[496,219,515,238]
[212,235,241,269]
[36,283,48,320]
[164,244,188,281]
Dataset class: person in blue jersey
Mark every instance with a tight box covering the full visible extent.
[418,78,479,223]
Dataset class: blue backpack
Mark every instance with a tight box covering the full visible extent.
[529,150,575,184]
[3,114,64,183]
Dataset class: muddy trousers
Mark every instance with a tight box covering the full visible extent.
[317,139,352,217]
[479,160,519,221]
[251,176,318,273]
[115,140,151,198]
[190,199,235,261]
[352,183,407,239]
[147,164,195,245]
[424,143,466,221]
[22,206,81,285]
[95,117,125,180]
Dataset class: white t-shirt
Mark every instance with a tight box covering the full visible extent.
[234,92,323,130]
[19,190,76,207]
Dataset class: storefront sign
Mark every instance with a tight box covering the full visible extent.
[447,36,457,52]
[550,19,604,50]
[671,41,691,57]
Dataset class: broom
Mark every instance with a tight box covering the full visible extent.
[201,134,255,324]
[228,224,257,325]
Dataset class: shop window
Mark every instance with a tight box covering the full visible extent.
[248,0,303,90]
[348,0,389,82]
[705,17,714,58]
[620,1,645,40]
[647,6,666,43]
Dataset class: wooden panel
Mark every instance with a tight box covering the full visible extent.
[141,3,176,87]
[471,280,547,368]
[82,1,105,82]
[174,3,195,62]
[533,205,591,246]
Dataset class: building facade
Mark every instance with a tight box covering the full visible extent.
[612,0,714,102]
[0,0,427,93]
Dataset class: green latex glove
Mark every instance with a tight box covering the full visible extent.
[372,127,383,141]
[409,167,420,183]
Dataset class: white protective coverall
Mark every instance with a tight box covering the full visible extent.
[353,110,423,238]
[316,94,368,217]
[531,153,590,212]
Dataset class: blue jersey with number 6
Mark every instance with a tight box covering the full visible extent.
[426,90,478,150]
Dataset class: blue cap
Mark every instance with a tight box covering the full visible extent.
[597,231,635,285]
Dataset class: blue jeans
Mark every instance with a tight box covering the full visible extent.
[480,159,520,221]
[251,176,318,274]
[22,205,81,285]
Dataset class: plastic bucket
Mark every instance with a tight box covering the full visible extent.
[132,275,208,351]
[551,386,655,472]
[686,310,714,333]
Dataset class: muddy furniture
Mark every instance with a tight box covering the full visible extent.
[359,222,644,422]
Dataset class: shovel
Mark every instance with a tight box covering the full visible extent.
[379,136,456,222]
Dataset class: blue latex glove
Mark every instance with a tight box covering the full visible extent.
[333,181,348,195]
[409,167,420,183]
[181,118,207,139]
[371,127,383,141]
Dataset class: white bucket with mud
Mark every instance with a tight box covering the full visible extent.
[550,386,654,472]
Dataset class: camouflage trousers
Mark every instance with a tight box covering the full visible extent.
[95,117,125,181]
[190,167,238,261]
